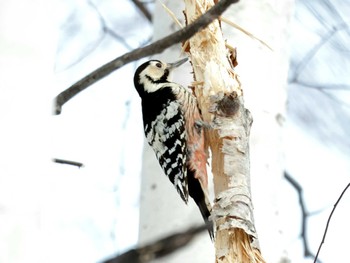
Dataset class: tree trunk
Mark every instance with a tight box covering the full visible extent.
[184,0,263,262]
[221,1,294,262]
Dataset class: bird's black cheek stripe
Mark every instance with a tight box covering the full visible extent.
[145,74,155,83]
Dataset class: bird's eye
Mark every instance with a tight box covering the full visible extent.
[155,62,162,68]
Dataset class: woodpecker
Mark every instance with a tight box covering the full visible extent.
[133,58,213,238]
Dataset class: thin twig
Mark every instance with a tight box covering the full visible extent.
[284,172,317,260]
[131,0,152,22]
[54,0,239,115]
[102,225,207,263]
[220,16,272,51]
[56,1,136,72]
[89,0,134,50]
[160,1,184,28]
[314,182,350,263]
[290,24,349,82]
[53,158,84,168]
[290,79,350,110]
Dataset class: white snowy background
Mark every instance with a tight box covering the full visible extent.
[0,0,349,263]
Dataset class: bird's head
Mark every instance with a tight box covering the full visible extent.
[133,58,188,97]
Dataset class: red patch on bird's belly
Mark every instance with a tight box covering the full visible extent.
[180,90,209,189]
[193,149,208,187]
[187,129,208,188]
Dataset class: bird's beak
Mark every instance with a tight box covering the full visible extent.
[166,57,188,70]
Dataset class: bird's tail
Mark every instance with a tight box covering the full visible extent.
[188,169,214,240]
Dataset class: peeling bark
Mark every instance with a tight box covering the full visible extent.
[183,0,265,262]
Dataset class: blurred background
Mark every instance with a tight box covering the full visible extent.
[0,0,349,262]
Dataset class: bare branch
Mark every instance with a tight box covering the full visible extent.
[54,0,239,115]
[59,1,136,71]
[314,182,350,263]
[52,158,84,168]
[284,172,318,260]
[102,225,206,263]
[290,23,348,82]
[131,0,152,22]
[88,0,134,50]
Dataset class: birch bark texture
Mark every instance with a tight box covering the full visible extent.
[220,1,294,262]
[184,0,264,262]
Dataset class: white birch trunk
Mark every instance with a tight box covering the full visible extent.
[184,0,263,261]
[222,1,294,262]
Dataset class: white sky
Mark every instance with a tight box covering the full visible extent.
[0,0,349,263]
